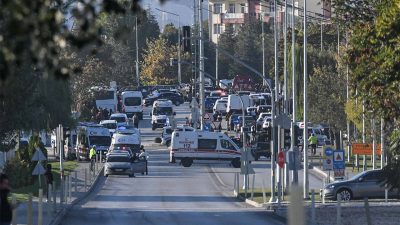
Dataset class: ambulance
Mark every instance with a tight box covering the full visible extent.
[76,124,111,160]
[170,131,241,168]
[110,132,141,154]
[150,99,175,130]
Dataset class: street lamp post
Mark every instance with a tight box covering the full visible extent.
[135,17,140,87]
[303,0,309,199]
[155,8,182,85]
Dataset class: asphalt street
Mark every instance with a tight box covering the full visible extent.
[60,104,285,225]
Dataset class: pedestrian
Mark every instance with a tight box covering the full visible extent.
[0,173,12,225]
[44,164,53,201]
[185,117,190,126]
[89,145,96,171]
[308,133,318,155]
[103,108,109,119]
[132,114,139,128]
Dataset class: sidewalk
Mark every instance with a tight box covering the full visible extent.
[13,149,103,225]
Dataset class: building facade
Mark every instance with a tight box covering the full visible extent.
[208,0,332,43]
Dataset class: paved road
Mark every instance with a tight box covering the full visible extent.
[60,104,284,225]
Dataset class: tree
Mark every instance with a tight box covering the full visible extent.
[218,24,237,79]
[140,37,180,85]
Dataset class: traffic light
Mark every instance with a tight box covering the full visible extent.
[182,26,191,52]
[282,128,291,150]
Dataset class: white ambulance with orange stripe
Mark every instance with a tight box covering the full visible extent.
[170,131,241,168]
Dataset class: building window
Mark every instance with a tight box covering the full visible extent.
[240,4,246,13]
[213,24,222,34]
[214,3,222,14]
[228,3,235,13]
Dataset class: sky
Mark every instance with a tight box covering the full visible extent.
[140,0,208,30]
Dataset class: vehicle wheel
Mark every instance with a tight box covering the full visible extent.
[166,140,171,147]
[154,137,162,143]
[231,158,241,168]
[181,158,193,167]
[175,101,180,106]
[336,188,352,201]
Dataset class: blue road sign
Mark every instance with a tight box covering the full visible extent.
[333,150,345,170]
[324,147,333,156]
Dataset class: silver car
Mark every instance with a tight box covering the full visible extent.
[104,154,134,177]
[323,169,399,201]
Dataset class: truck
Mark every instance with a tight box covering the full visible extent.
[226,94,250,114]
[76,124,111,160]
[170,131,241,168]
[150,100,175,130]
[121,91,143,119]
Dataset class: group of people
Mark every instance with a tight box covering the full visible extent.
[91,107,113,123]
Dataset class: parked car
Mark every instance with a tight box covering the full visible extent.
[322,169,399,201]
[256,112,271,130]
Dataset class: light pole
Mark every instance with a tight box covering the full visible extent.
[198,0,205,130]
[155,8,182,85]
[260,9,266,86]
[135,17,140,87]
[290,0,298,184]
[216,32,219,87]
[303,0,309,200]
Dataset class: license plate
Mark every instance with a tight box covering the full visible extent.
[115,169,124,172]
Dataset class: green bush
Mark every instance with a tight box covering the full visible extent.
[3,158,33,188]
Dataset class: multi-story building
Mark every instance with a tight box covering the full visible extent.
[208,0,332,43]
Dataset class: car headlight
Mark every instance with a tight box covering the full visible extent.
[326,185,335,189]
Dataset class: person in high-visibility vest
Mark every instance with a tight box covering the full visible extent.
[89,145,96,171]
[308,134,318,155]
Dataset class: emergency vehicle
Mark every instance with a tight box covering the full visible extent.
[170,131,241,168]
[150,99,175,130]
[121,91,143,119]
[111,132,141,154]
[76,124,111,160]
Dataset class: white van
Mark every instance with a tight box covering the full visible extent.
[170,131,241,168]
[151,100,175,130]
[213,99,228,115]
[111,133,141,154]
[227,94,250,114]
[121,91,143,119]
[77,124,111,160]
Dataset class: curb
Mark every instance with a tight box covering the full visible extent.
[312,166,334,182]
[48,167,104,225]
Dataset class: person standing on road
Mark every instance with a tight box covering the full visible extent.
[89,145,97,171]
[308,134,318,155]
[44,164,54,201]
[0,173,12,225]
[133,114,139,128]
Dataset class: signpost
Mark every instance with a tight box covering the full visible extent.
[352,143,381,155]
[278,151,285,168]
[31,148,47,187]
[333,149,345,179]
[323,146,333,171]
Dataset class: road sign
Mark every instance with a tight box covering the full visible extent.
[203,113,211,121]
[31,148,47,161]
[322,146,333,171]
[352,143,381,155]
[278,151,285,168]
[32,163,45,175]
[333,149,345,179]
[275,114,291,129]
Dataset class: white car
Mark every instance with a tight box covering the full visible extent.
[256,112,271,128]
[110,113,129,127]
[100,120,118,135]
[213,99,227,115]
[262,116,272,130]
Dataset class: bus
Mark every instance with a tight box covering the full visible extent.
[92,87,118,113]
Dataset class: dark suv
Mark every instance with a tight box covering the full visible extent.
[144,92,184,106]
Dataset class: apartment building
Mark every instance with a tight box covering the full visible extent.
[208,0,332,43]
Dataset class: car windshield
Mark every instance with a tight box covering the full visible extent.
[89,136,111,146]
[154,107,173,116]
[124,97,141,106]
[102,123,117,129]
[110,116,125,123]
[107,156,131,162]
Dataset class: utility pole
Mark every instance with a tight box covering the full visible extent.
[261,9,266,86]
[381,118,385,168]
[135,17,140,87]
[290,0,298,184]
[346,31,350,162]
[372,118,376,170]
[178,16,182,85]
[198,0,205,130]
[303,0,309,199]
[192,0,198,96]
[283,0,288,114]
[216,33,219,87]
[270,0,278,203]
[362,102,366,171]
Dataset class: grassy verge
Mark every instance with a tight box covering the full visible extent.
[239,188,322,204]
[11,161,78,202]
